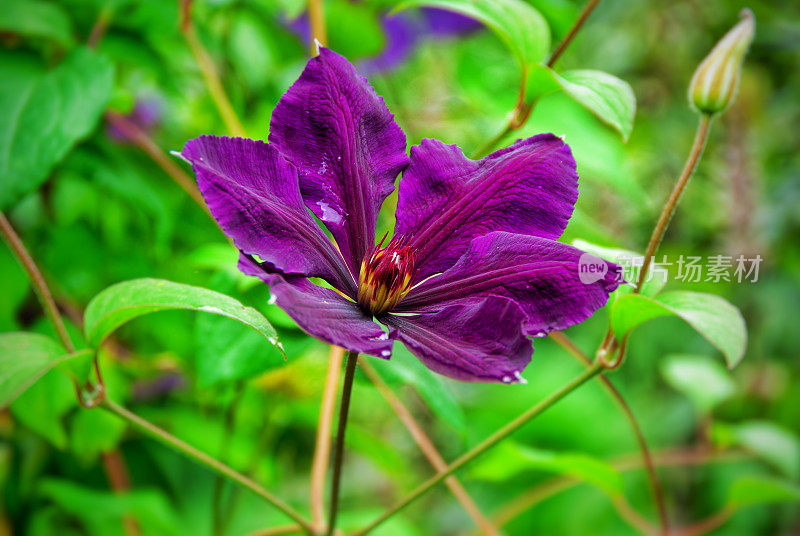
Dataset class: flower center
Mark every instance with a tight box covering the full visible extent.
[357,237,416,315]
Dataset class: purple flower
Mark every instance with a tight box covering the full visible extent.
[179,48,620,383]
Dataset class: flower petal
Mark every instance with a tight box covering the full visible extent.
[400,232,621,336]
[269,46,409,274]
[266,274,393,359]
[396,135,578,281]
[382,296,532,383]
[182,135,356,295]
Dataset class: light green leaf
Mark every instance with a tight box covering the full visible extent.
[471,442,624,497]
[729,421,800,480]
[83,279,283,358]
[0,48,114,209]
[395,0,550,68]
[525,67,636,141]
[611,291,747,368]
[727,475,800,509]
[0,0,73,45]
[660,354,736,413]
[556,70,636,141]
[0,332,91,408]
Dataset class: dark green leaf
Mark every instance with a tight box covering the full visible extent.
[83,279,283,357]
[10,369,76,448]
[0,48,114,209]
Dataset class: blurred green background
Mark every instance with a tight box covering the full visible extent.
[1,0,799,534]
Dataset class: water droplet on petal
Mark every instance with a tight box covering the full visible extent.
[267,294,277,305]
[380,349,391,357]
[514,371,528,385]
[501,375,513,384]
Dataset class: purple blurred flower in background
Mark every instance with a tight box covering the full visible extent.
[107,97,162,143]
[286,7,482,74]
[179,48,620,383]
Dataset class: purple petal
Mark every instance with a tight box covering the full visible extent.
[269,47,409,274]
[267,274,394,359]
[396,135,578,281]
[181,135,356,295]
[382,296,531,383]
[400,232,622,336]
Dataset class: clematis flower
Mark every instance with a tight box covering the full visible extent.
[179,47,621,383]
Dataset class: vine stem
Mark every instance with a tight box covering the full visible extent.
[352,362,604,536]
[549,331,668,534]
[359,361,499,536]
[635,114,712,293]
[101,398,315,535]
[179,0,246,137]
[326,351,359,536]
[310,345,345,529]
[472,0,602,158]
[0,211,74,353]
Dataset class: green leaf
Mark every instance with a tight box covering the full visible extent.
[524,67,636,141]
[611,291,747,368]
[10,368,76,448]
[556,70,636,141]
[0,0,73,45]
[660,354,736,413]
[83,279,283,358]
[0,48,114,209]
[395,0,550,68]
[471,442,623,497]
[0,332,91,408]
[727,475,800,509]
[70,409,127,464]
[729,421,800,480]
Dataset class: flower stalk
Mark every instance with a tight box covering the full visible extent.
[353,361,605,536]
[326,351,359,536]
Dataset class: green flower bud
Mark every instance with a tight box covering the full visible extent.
[689,9,755,115]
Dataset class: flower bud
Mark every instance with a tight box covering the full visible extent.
[688,9,755,115]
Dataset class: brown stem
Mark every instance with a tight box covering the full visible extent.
[546,0,601,68]
[310,345,345,529]
[248,526,303,536]
[104,111,209,214]
[87,5,113,48]
[307,0,327,55]
[326,351,359,536]
[635,114,712,293]
[549,331,668,534]
[0,212,74,352]
[102,450,141,536]
[179,0,246,137]
[359,361,500,536]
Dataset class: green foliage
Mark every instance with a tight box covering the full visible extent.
[727,475,800,509]
[396,0,550,67]
[0,332,64,407]
[0,47,113,209]
[0,0,74,46]
[611,291,747,368]
[83,278,282,354]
